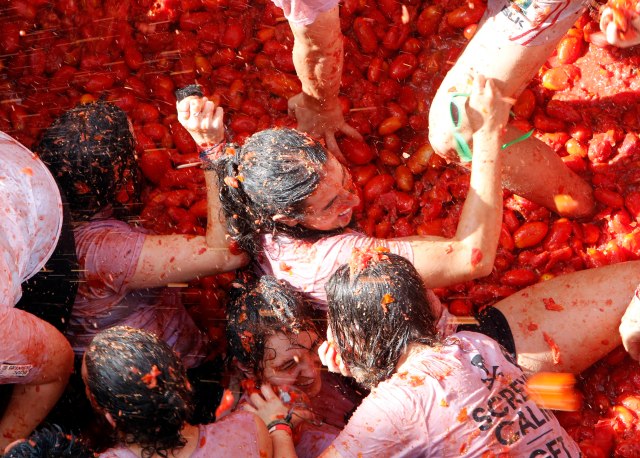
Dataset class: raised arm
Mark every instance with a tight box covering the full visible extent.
[598,1,640,48]
[126,97,248,290]
[401,75,510,288]
[286,6,362,160]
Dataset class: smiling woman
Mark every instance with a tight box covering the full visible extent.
[226,275,362,458]
[182,76,511,310]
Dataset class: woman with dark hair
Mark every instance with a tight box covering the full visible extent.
[181,75,510,315]
[35,100,246,371]
[82,326,270,458]
[0,131,74,447]
[248,251,640,456]
[226,276,362,457]
[2,424,94,458]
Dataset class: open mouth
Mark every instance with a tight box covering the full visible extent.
[338,209,352,218]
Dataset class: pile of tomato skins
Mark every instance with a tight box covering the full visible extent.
[1,0,640,455]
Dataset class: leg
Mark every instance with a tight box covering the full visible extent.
[428,11,594,218]
[0,308,74,448]
[494,261,640,375]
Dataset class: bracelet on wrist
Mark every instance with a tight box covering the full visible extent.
[267,418,293,436]
[199,143,226,170]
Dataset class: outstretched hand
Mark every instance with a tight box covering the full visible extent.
[599,4,640,48]
[467,74,512,136]
[176,96,225,147]
[288,92,362,163]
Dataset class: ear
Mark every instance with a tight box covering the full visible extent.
[272,214,298,227]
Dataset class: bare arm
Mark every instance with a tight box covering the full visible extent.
[0,309,73,449]
[126,97,248,290]
[400,76,509,288]
[287,6,362,160]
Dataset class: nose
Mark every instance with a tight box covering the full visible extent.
[343,188,360,208]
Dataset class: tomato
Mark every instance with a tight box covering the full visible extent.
[351,164,378,187]
[541,65,581,91]
[378,116,404,136]
[446,2,485,29]
[512,89,536,120]
[339,137,375,165]
[416,5,443,37]
[388,53,417,80]
[353,17,378,53]
[513,221,549,249]
[556,36,584,65]
[378,149,402,166]
[394,165,414,192]
[594,188,624,209]
[448,299,473,316]
[364,174,394,202]
[500,269,538,287]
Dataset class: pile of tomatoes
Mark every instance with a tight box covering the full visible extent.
[1,0,639,454]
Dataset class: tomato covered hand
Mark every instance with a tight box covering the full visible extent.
[467,74,511,138]
[176,95,225,148]
[288,92,362,163]
[599,3,640,48]
[620,288,640,360]
[243,383,311,428]
[318,327,352,377]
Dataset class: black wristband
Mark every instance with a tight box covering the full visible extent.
[175,84,204,103]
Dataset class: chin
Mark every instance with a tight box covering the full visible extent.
[303,377,322,398]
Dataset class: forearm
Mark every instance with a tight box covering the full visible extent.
[271,431,298,458]
[204,168,236,250]
[290,7,343,109]
[453,129,503,278]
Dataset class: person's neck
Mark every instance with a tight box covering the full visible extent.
[126,423,200,458]
[395,342,428,373]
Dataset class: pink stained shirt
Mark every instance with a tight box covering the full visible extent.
[260,232,456,337]
[270,0,338,25]
[0,131,62,308]
[66,219,209,368]
[485,0,590,46]
[332,331,581,457]
[261,232,415,310]
[98,411,264,457]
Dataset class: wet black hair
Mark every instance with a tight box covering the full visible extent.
[215,128,331,258]
[35,101,140,221]
[227,275,321,379]
[83,326,193,458]
[325,251,439,389]
[3,424,93,458]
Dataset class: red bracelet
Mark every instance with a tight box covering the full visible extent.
[268,423,293,436]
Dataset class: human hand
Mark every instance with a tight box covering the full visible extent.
[176,96,224,147]
[288,92,363,163]
[318,328,352,377]
[467,75,511,136]
[620,289,640,360]
[599,3,640,48]
[242,383,312,428]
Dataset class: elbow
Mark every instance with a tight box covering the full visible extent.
[463,246,496,281]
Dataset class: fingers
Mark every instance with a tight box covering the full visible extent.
[325,133,348,165]
[339,123,363,141]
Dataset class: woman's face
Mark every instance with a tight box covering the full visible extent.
[297,154,360,231]
[262,330,323,398]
